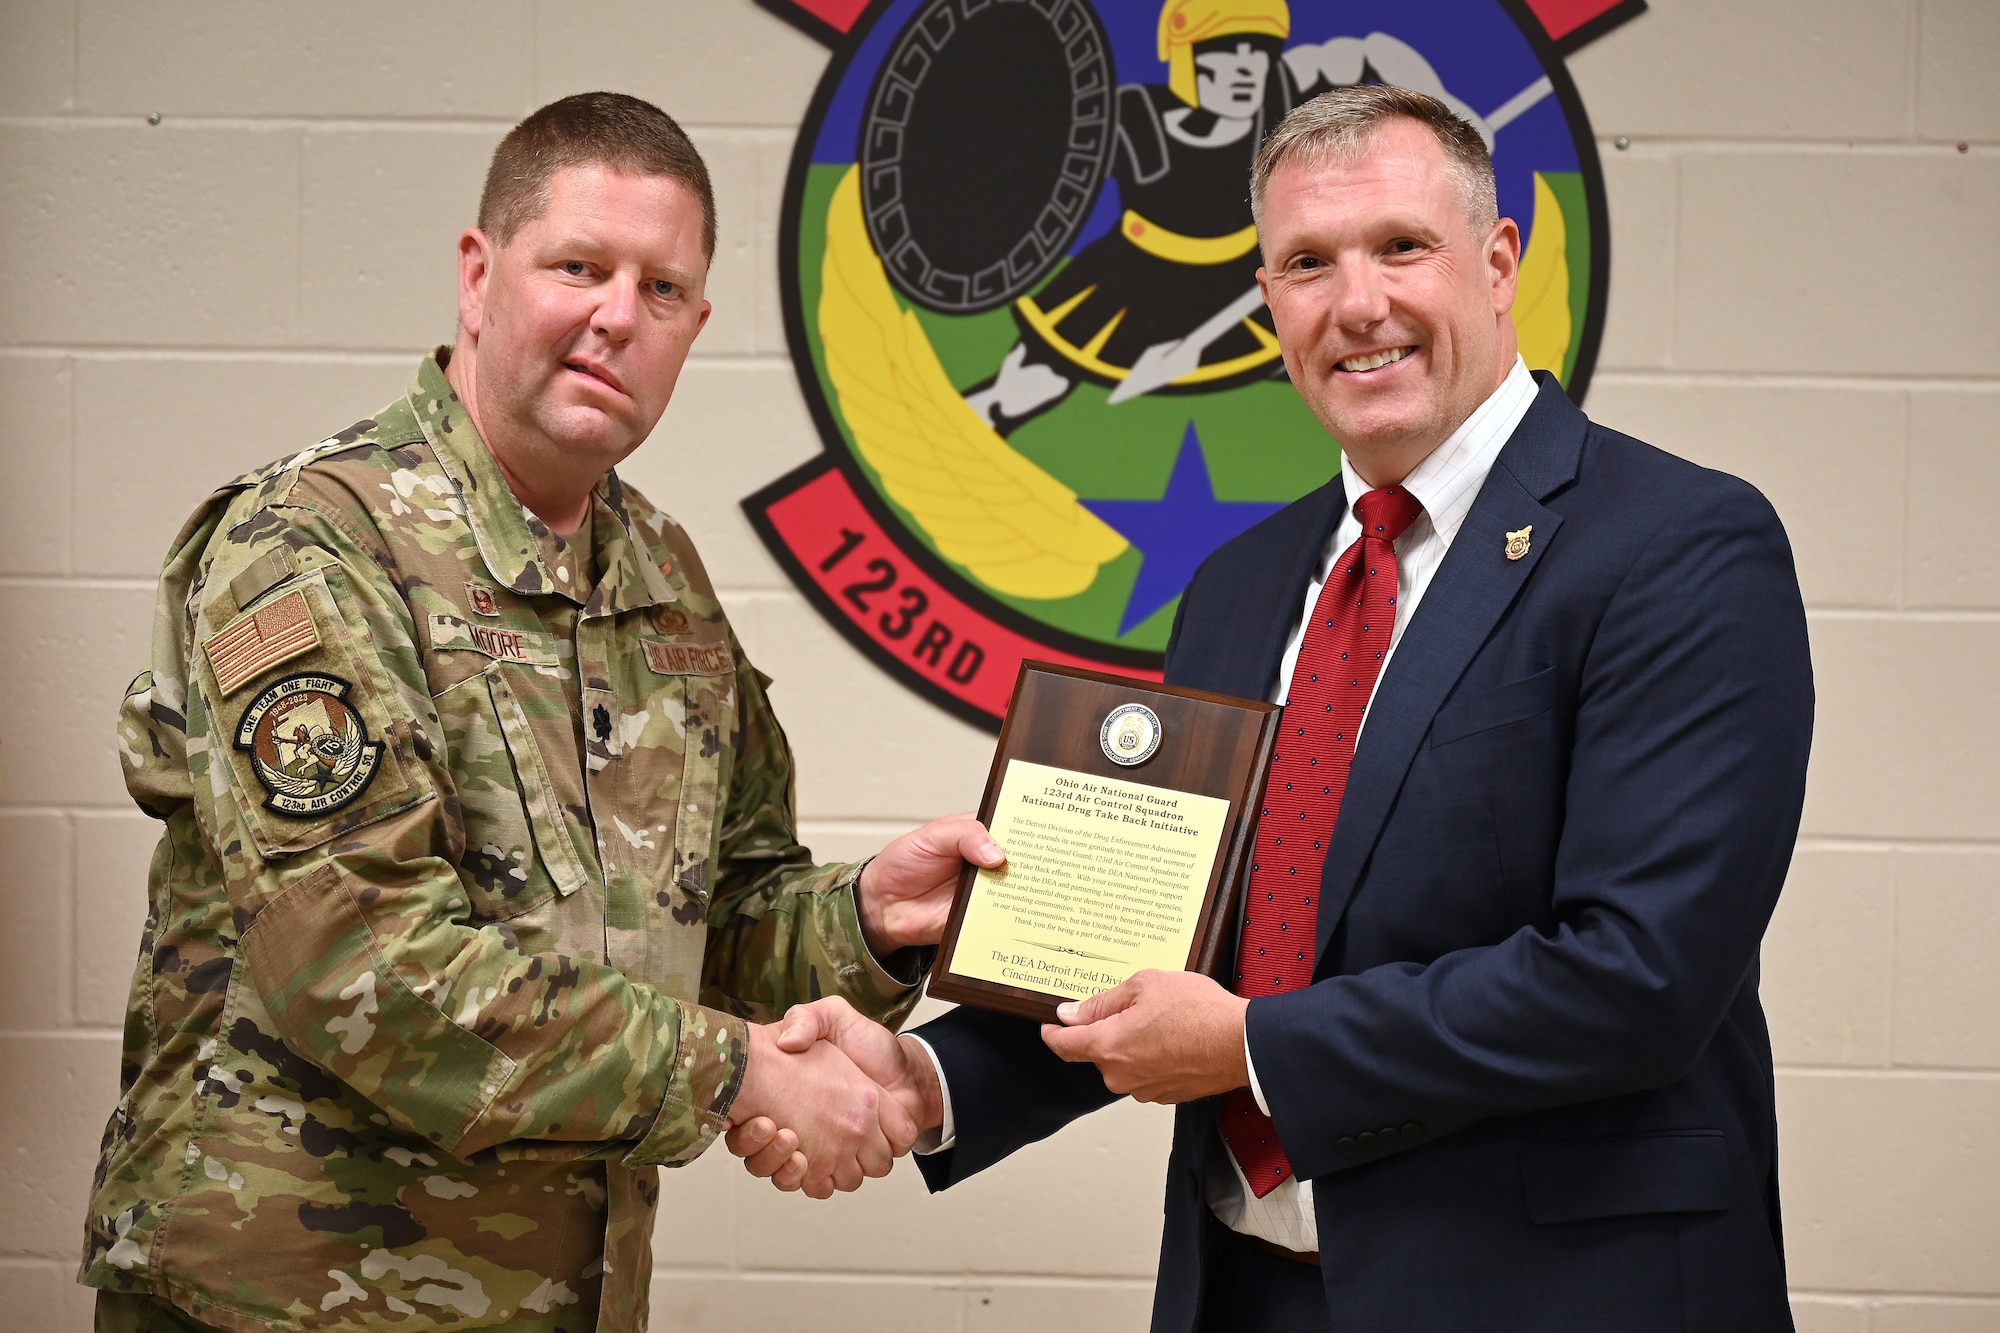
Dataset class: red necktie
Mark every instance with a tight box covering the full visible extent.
[1221,484,1424,1197]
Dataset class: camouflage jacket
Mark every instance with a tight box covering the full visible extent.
[80,352,925,1332]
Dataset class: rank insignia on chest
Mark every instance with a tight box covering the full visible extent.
[465,581,500,617]
[1505,526,1533,561]
[235,673,383,816]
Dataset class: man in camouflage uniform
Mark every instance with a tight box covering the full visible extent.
[80,93,999,1333]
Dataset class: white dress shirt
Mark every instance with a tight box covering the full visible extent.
[1212,357,1540,1251]
[917,360,1543,1255]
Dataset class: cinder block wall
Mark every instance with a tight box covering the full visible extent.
[0,2,1992,1330]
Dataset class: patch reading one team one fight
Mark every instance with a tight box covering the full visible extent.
[234,673,384,817]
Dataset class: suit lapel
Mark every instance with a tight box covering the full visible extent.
[1313,379,1586,956]
[1198,473,1348,703]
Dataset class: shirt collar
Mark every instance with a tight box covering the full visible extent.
[1339,356,1538,543]
[408,349,677,611]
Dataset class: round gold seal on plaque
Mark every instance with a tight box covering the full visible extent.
[1100,703,1162,767]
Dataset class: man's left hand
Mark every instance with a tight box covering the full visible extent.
[856,813,1004,953]
[1042,969,1250,1104]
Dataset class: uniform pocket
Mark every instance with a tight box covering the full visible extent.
[432,668,584,919]
[664,671,730,908]
[1520,1129,1730,1224]
[636,636,735,910]
[240,862,516,1151]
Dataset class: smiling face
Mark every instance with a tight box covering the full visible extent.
[450,164,711,522]
[1194,41,1272,119]
[1255,119,1519,484]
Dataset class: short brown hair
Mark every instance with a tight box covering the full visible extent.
[477,92,716,261]
[1252,85,1497,234]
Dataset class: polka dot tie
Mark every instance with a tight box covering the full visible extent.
[1221,484,1424,1197]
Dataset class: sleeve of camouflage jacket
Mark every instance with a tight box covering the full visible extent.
[179,506,745,1169]
[697,651,931,1029]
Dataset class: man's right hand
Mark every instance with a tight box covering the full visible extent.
[726,998,943,1193]
[726,1019,920,1200]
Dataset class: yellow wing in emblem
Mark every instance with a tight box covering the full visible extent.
[817,166,1129,600]
[1511,171,1573,381]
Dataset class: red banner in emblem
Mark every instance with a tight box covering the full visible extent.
[749,462,1161,727]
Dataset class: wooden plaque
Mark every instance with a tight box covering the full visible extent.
[929,662,1280,1022]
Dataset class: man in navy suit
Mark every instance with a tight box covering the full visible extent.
[731,84,1812,1333]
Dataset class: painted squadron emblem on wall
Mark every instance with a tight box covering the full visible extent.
[235,673,384,817]
[748,0,1642,729]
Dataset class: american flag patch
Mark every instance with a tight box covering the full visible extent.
[204,589,321,695]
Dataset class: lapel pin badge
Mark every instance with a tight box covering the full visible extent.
[1504,526,1533,561]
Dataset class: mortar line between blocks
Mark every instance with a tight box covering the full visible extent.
[0,1028,124,1041]
[1790,1290,2000,1303]
[1904,0,1922,142]
[1804,608,2000,622]
[1793,836,2000,853]
[1897,388,1913,611]
[0,575,155,590]
[1775,1065,2000,1081]
[1888,844,1906,1074]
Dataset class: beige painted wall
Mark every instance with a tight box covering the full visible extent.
[0,1,1994,1329]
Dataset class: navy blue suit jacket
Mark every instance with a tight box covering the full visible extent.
[914,376,1813,1332]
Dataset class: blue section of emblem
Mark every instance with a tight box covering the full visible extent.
[811,0,932,164]
[1083,424,1283,635]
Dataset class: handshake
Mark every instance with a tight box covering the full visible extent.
[724,997,941,1199]
[720,967,1255,1199]
[709,810,986,1201]
[718,810,1256,1199]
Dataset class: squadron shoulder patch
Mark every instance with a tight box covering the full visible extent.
[204,589,321,696]
[234,673,383,817]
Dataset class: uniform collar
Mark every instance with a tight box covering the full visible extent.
[408,349,677,611]
[585,470,681,616]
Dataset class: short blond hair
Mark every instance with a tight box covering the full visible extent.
[478,92,716,261]
[1251,85,1497,234]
